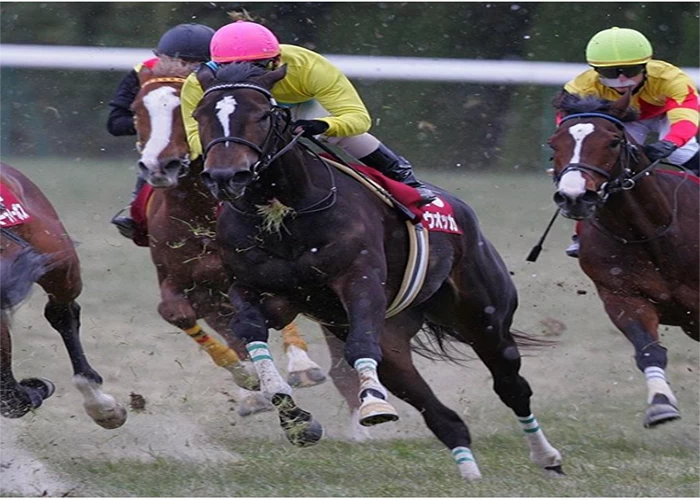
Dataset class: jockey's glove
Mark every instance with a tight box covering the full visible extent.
[644,140,678,162]
[292,119,330,138]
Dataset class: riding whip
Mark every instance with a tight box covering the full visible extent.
[526,208,560,262]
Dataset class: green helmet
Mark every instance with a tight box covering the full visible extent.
[586,27,653,67]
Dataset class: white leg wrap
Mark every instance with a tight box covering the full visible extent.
[246,342,291,399]
[518,414,562,468]
[644,367,677,406]
[286,345,322,373]
[451,447,482,481]
[354,358,388,400]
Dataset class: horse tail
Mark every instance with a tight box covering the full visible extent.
[0,247,52,311]
[413,321,556,366]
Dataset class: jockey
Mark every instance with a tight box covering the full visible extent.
[557,27,699,258]
[108,23,215,239]
[180,21,437,206]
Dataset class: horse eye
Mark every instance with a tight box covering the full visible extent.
[609,138,622,148]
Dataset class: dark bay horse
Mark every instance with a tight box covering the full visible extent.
[131,61,368,433]
[0,163,127,428]
[549,90,699,427]
[192,62,563,480]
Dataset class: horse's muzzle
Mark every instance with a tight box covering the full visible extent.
[201,169,253,201]
[140,159,189,189]
[553,190,601,220]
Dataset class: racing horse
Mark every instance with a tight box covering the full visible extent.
[0,163,127,428]
[192,62,563,481]
[131,60,368,432]
[549,90,699,427]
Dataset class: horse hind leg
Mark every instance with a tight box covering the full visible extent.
[0,311,55,418]
[469,332,563,476]
[281,323,327,388]
[42,268,127,429]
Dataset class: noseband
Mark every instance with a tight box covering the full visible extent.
[201,83,296,177]
[554,112,650,201]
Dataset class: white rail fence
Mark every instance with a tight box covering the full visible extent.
[2,44,698,86]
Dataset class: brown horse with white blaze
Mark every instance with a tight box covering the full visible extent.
[0,163,127,428]
[549,89,699,427]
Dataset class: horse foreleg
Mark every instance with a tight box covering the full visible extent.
[331,274,398,427]
[321,325,371,441]
[159,282,258,390]
[0,311,54,418]
[281,323,327,388]
[601,291,680,428]
[44,299,127,429]
[228,287,322,446]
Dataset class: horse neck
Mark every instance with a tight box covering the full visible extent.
[251,145,322,207]
[597,165,673,237]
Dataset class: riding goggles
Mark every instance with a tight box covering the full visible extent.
[594,64,646,79]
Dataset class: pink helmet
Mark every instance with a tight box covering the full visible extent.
[210,21,280,63]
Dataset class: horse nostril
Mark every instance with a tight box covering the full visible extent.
[232,171,253,186]
[581,190,600,206]
[138,161,148,176]
[553,192,567,206]
[163,160,181,173]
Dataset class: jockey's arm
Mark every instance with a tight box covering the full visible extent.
[301,52,372,137]
[181,72,205,160]
[660,73,699,147]
[107,69,139,136]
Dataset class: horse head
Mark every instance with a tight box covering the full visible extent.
[548,90,644,220]
[132,60,195,188]
[194,62,290,201]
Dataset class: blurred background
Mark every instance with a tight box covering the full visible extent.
[1,1,698,172]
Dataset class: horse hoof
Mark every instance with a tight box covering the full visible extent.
[359,396,399,427]
[284,417,324,448]
[0,398,34,419]
[287,368,327,388]
[226,362,261,391]
[544,465,566,477]
[89,403,128,429]
[644,395,681,428]
[237,393,274,417]
[20,377,55,400]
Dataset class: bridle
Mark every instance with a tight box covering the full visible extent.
[200,83,301,179]
[553,112,662,202]
[554,112,679,244]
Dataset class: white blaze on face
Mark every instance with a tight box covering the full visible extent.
[216,96,238,141]
[141,86,180,169]
[559,123,595,198]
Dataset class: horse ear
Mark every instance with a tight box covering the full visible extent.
[137,67,154,86]
[260,64,288,89]
[609,88,632,118]
[196,64,217,90]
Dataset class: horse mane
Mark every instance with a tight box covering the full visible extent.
[215,62,268,84]
[552,91,639,122]
[150,58,198,79]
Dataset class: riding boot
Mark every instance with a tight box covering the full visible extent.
[681,151,699,176]
[111,175,145,239]
[565,234,580,258]
[359,143,437,207]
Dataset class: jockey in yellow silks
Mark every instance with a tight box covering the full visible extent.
[180,21,436,206]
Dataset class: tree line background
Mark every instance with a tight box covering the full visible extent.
[1,2,698,172]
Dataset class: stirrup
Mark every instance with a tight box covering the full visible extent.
[111,208,136,240]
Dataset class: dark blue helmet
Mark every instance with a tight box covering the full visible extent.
[154,23,215,62]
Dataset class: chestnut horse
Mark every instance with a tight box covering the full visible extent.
[549,90,698,427]
[192,62,563,481]
[0,163,127,428]
[130,61,367,433]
